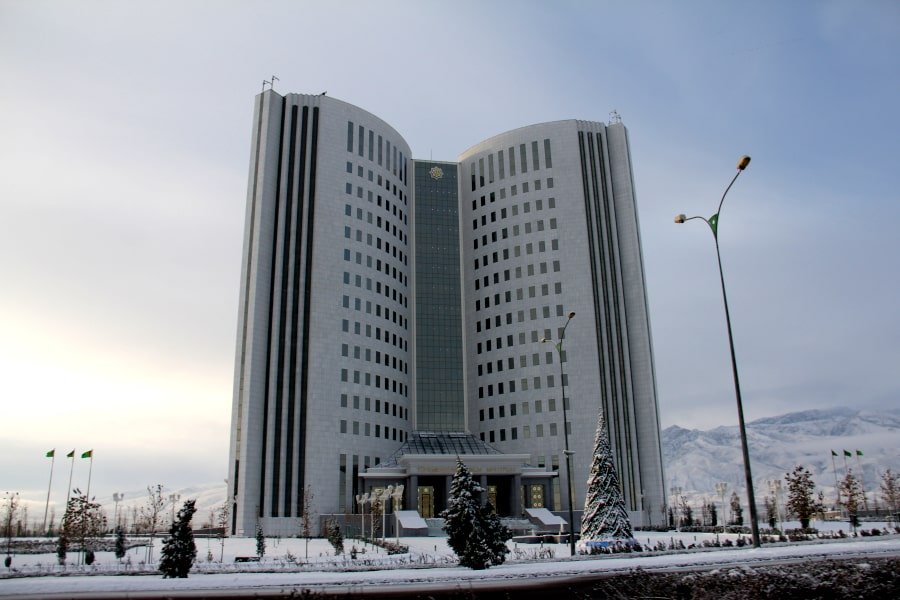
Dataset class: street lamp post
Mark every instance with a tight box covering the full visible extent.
[715,482,728,531]
[670,486,683,531]
[112,492,124,530]
[541,310,577,556]
[355,493,370,541]
[168,493,181,527]
[768,479,784,534]
[674,154,760,548]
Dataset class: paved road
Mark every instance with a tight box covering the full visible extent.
[3,536,899,599]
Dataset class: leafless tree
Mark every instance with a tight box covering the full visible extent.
[298,485,315,559]
[61,489,106,565]
[3,492,20,566]
[140,485,166,563]
[216,500,229,562]
[881,469,899,525]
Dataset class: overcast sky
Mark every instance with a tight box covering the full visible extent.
[2,0,898,511]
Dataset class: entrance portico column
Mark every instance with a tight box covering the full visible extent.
[408,475,418,511]
[513,474,522,516]
[479,475,488,503]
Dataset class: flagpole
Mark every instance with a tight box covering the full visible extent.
[830,451,840,510]
[85,451,94,500]
[65,450,76,509]
[855,451,869,511]
[43,450,56,535]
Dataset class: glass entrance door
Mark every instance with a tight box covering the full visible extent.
[418,486,435,518]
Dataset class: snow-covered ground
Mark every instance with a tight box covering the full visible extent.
[2,521,897,598]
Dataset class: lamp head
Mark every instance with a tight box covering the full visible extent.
[737,155,751,170]
[566,311,576,319]
[674,214,686,224]
[540,337,548,343]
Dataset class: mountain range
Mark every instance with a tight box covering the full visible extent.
[102,408,899,521]
[662,407,900,507]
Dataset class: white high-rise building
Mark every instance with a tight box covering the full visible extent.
[227,91,664,536]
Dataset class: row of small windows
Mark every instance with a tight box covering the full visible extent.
[341,343,408,376]
[343,270,407,310]
[343,219,408,279]
[476,326,567,355]
[346,120,408,185]
[472,180,554,213]
[479,422,571,443]
[340,367,409,397]
[470,139,553,191]
[346,161,409,211]
[476,303,566,335]
[477,350,560,375]
[341,318,408,353]
[475,245,559,274]
[472,197,555,242]
[477,282,562,311]
[478,373,557,397]
[480,398,568,420]
[340,393,408,419]
[343,248,408,291]
[345,188,408,246]
[342,294,408,330]
[340,419,408,441]
[474,215,556,235]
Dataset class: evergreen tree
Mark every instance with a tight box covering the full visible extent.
[729,491,743,526]
[785,466,822,529]
[764,496,777,529]
[56,533,67,565]
[325,519,344,556]
[159,499,197,578]
[840,469,863,531]
[441,459,511,569]
[255,524,266,558]
[580,410,633,541]
[114,526,126,561]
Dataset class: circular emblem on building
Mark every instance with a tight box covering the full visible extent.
[429,166,443,180]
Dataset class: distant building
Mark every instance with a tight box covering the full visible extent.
[227,91,665,536]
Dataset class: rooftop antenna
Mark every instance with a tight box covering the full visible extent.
[270,75,279,91]
[608,109,622,125]
[261,80,270,92]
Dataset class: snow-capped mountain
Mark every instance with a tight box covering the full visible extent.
[662,407,900,506]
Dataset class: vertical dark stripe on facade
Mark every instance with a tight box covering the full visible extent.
[296,105,319,511]
[259,97,287,518]
[271,105,299,516]
[285,105,310,515]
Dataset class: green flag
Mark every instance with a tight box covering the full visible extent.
[831,450,837,457]
[856,450,863,456]
[66,450,75,458]
[81,449,93,459]
[708,213,719,236]
[46,449,55,458]
[843,450,852,457]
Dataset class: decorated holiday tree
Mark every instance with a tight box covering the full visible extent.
[579,409,634,546]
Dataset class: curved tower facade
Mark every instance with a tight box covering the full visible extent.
[229,91,413,535]
[458,121,665,523]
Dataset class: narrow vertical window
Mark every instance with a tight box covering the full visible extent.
[544,139,552,168]
[368,131,374,161]
[520,143,528,173]
[358,125,364,156]
[532,140,540,171]
[347,121,354,152]
[488,154,495,183]
[498,150,505,179]
[508,146,516,176]
[378,135,383,165]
